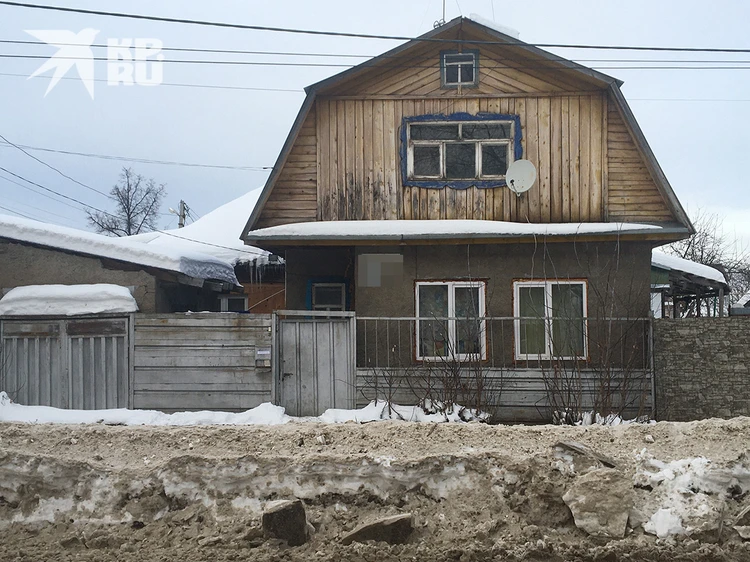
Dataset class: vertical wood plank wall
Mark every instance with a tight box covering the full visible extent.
[314,94,606,223]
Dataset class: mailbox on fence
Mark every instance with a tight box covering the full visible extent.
[256,347,272,369]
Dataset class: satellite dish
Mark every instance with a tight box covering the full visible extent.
[506,159,537,195]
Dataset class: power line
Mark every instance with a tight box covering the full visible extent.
[2,1,750,53]
[0,172,89,212]
[0,133,111,198]
[0,203,36,220]
[0,141,273,171]
[0,71,303,92]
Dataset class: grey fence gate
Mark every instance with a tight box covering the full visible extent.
[274,310,356,417]
[0,315,132,409]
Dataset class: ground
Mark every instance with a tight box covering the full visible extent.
[2,418,750,561]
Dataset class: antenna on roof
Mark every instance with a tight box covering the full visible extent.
[434,0,446,27]
[506,160,537,197]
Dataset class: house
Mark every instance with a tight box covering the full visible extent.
[241,17,693,419]
[128,189,285,313]
[0,214,239,313]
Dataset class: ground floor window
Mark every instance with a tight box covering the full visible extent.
[513,280,587,360]
[219,294,248,312]
[312,282,346,311]
[416,280,486,361]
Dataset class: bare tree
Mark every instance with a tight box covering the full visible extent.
[663,208,750,305]
[87,167,166,236]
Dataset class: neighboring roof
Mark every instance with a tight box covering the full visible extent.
[242,16,693,239]
[129,189,269,266]
[652,251,728,287]
[0,284,138,316]
[0,214,238,286]
[245,219,669,245]
[734,289,750,308]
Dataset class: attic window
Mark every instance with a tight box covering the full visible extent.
[441,50,478,88]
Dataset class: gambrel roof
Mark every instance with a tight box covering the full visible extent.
[241,17,693,243]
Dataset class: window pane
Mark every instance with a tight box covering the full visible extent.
[226,297,246,312]
[460,63,474,83]
[445,143,476,179]
[413,145,441,176]
[445,65,459,84]
[518,286,546,356]
[463,123,511,139]
[411,124,459,140]
[551,284,585,356]
[313,284,344,310]
[456,287,482,355]
[445,53,475,65]
[482,144,508,176]
[419,285,449,357]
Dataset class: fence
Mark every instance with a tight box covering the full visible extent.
[356,316,653,422]
[0,315,131,409]
[133,314,273,412]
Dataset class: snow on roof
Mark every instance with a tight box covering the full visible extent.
[0,214,238,285]
[0,284,138,316]
[246,220,663,243]
[651,251,727,285]
[128,189,269,266]
[733,289,750,307]
[467,14,521,39]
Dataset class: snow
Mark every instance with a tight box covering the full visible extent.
[246,219,663,242]
[651,251,727,285]
[468,14,521,39]
[127,189,270,266]
[0,392,487,426]
[0,284,137,316]
[0,214,238,285]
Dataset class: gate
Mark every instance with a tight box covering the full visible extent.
[0,315,131,409]
[274,310,356,417]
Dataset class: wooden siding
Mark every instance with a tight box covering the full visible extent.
[315,94,605,222]
[133,314,273,412]
[255,107,318,229]
[606,98,674,222]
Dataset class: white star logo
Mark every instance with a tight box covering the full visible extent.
[26,29,100,98]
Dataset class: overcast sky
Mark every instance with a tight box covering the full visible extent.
[1,0,749,248]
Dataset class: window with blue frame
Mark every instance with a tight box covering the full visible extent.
[402,114,522,188]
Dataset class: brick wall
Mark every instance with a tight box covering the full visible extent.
[654,318,750,421]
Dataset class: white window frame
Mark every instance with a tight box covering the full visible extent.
[513,280,588,361]
[219,294,248,312]
[406,120,515,181]
[442,51,478,87]
[312,282,346,311]
[415,280,487,361]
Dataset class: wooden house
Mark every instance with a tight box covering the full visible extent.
[242,17,693,420]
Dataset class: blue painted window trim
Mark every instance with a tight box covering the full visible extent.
[400,112,523,189]
[305,277,350,311]
[440,49,480,89]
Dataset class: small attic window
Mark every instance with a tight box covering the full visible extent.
[441,50,479,88]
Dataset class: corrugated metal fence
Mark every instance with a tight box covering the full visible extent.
[0,316,131,409]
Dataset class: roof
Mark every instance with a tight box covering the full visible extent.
[242,16,693,239]
[0,284,138,316]
[245,219,673,246]
[652,251,728,288]
[0,214,238,286]
[128,189,269,266]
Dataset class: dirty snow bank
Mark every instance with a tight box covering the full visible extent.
[0,284,138,316]
[0,392,486,425]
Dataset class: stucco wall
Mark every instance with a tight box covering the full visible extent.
[654,318,750,421]
[0,241,158,312]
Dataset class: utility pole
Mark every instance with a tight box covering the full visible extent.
[178,200,189,228]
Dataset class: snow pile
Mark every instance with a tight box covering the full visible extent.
[0,393,486,426]
[553,409,651,426]
[128,189,270,266]
[634,450,750,537]
[246,219,663,243]
[652,251,727,285]
[0,284,138,316]
[0,214,238,285]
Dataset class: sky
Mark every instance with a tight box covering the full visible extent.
[0,0,749,249]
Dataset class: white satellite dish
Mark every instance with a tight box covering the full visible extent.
[506,159,537,195]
